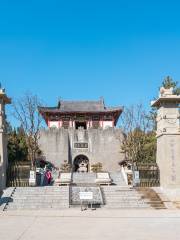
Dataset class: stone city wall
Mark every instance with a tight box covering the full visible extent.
[39,127,125,172]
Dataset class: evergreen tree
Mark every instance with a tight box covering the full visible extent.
[162,76,180,95]
[7,123,28,162]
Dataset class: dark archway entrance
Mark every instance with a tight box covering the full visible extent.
[73,155,89,172]
[75,121,87,129]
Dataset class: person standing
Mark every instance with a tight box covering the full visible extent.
[45,170,52,185]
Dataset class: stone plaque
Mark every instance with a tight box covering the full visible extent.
[74,142,88,148]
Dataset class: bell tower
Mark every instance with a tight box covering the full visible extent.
[151,87,180,188]
[0,87,11,191]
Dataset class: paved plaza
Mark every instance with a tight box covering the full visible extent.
[0,209,180,240]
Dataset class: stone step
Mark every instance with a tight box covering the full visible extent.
[101,186,152,209]
[8,202,69,206]
[7,201,68,204]
[102,191,141,194]
[7,205,69,209]
[9,200,68,203]
[102,193,142,197]
[13,193,68,196]
[103,201,149,205]
[14,194,68,196]
[4,186,70,211]
[15,188,68,189]
[12,192,68,195]
[104,200,149,204]
[12,195,68,198]
[10,196,68,199]
[14,188,68,191]
[104,197,144,200]
[103,202,149,206]
[103,204,150,209]
[6,203,69,210]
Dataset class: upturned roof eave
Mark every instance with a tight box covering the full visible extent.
[38,107,123,125]
[38,108,123,114]
[0,93,11,104]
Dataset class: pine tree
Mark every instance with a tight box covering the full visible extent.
[162,76,180,95]
[7,123,28,162]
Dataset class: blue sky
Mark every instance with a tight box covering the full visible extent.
[0,0,180,125]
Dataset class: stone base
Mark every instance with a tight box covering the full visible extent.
[161,187,180,201]
[29,178,36,187]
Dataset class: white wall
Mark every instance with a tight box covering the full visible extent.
[49,121,59,128]
[48,120,114,129]
[103,121,113,129]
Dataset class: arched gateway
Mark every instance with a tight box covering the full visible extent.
[38,98,124,172]
[73,155,89,172]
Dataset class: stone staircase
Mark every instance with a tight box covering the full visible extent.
[72,173,96,185]
[101,186,166,209]
[0,171,167,211]
[3,186,69,210]
[1,186,167,211]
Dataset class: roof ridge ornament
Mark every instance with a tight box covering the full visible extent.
[58,97,62,108]
[100,96,105,107]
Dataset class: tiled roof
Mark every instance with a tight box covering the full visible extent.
[58,100,105,111]
[38,99,123,113]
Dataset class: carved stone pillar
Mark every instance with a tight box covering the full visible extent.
[151,87,180,188]
[0,88,11,191]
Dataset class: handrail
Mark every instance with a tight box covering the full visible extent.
[121,166,128,185]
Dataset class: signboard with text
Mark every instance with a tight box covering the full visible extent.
[133,171,140,185]
[79,192,93,200]
[74,143,88,148]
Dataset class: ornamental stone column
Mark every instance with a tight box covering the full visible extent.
[0,87,11,191]
[151,87,180,188]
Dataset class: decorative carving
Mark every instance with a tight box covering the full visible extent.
[159,87,173,97]
[152,85,180,188]
[74,155,89,172]
[78,161,88,173]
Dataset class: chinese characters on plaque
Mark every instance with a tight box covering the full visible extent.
[74,142,88,148]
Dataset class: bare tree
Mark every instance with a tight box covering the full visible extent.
[120,104,154,164]
[12,93,43,169]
